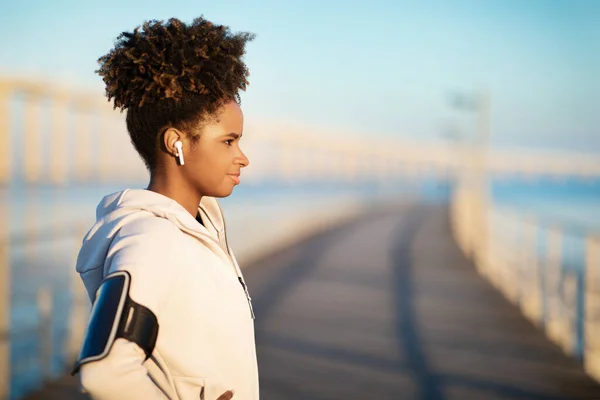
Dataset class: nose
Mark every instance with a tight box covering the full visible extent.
[236,148,250,168]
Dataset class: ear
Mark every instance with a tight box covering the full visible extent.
[163,128,183,156]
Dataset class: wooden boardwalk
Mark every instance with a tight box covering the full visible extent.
[25,203,600,399]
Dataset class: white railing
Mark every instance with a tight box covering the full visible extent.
[0,78,456,186]
[450,181,600,381]
[1,77,600,188]
[0,219,90,400]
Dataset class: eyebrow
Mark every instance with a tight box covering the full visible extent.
[223,132,242,139]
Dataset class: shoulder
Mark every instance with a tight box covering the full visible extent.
[106,216,184,310]
[109,214,186,268]
[119,213,182,237]
[115,214,185,249]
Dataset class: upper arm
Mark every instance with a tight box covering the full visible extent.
[104,217,182,320]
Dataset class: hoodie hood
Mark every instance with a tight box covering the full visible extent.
[75,189,227,281]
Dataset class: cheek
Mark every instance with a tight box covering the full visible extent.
[188,153,230,183]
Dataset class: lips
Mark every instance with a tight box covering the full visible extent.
[228,174,241,184]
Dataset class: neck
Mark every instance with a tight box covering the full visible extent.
[147,170,202,217]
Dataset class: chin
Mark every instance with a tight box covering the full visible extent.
[207,187,235,198]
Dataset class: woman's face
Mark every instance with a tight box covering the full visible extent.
[180,100,250,198]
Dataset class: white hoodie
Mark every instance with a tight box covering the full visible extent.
[75,189,259,400]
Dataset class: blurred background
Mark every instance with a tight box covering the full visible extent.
[0,1,599,399]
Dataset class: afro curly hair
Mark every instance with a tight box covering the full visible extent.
[96,16,255,171]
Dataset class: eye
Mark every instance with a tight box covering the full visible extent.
[224,139,233,146]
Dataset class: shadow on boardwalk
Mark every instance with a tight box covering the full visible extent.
[25,203,600,399]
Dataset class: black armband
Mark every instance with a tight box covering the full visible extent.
[71,271,159,375]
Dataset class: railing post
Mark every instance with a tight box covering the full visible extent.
[0,84,12,184]
[500,214,520,304]
[98,108,115,183]
[585,236,600,380]
[477,198,491,277]
[545,227,563,345]
[23,94,43,183]
[482,211,497,287]
[521,218,542,325]
[37,286,53,381]
[561,270,579,355]
[0,201,10,400]
[49,93,69,185]
[66,224,89,362]
[73,109,93,182]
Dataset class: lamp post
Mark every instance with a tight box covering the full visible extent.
[445,89,492,266]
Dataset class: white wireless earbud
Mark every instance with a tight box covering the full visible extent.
[174,141,184,165]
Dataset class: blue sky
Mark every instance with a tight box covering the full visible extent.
[1,0,598,152]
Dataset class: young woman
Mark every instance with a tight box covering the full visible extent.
[71,17,258,400]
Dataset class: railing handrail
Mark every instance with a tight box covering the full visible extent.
[0,223,89,245]
[491,205,600,238]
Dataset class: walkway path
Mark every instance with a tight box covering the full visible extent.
[26,203,600,399]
